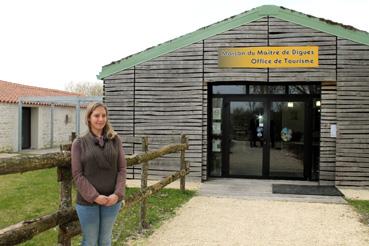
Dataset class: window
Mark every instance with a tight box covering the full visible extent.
[288,85,320,95]
[212,84,320,95]
[212,85,246,95]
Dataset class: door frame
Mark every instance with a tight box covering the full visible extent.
[221,94,312,179]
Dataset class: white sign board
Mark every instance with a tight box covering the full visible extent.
[330,124,336,138]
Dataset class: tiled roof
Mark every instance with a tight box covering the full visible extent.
[0,80,82,105]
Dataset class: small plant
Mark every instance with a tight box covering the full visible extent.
[347,199,369,225]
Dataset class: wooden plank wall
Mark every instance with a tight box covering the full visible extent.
[201,54,207,181]
[134,45,203,180]
[268,17,337,184]
[204,18,268,82]
[320,81,337,185]
[105,43,204,180]
[336,39,369,186]
[268,17,336,83]
[104,69,135,178]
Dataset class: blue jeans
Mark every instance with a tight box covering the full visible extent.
[76,202,122,246]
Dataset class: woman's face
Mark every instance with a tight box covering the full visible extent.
[89,106,107,133]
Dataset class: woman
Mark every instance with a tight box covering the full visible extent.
[71,102,126,246]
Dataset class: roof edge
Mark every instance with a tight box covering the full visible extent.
[98,5,369,79]
[270,6,369,46]
[97,5,266,79]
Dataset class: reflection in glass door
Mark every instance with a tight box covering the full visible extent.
[228,101,264,176]
[270,101,305,178]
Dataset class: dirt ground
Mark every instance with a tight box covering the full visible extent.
[135,196,369,246]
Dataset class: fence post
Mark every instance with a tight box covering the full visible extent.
[180,134,188,192]
[140,136,149,231]
[57,132,76,245]
[57,167,72,245]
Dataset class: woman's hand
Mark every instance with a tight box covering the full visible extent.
[105,194,119,206]
[94,195,109,205]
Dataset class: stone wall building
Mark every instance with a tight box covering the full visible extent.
[0,80,87,152]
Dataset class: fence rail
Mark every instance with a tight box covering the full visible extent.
[0,134,189,245]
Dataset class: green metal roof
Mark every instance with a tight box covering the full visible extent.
[98,5,369,79]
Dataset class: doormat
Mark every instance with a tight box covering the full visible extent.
[272,184,344,196]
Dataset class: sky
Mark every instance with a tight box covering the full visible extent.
[0,0,368,91]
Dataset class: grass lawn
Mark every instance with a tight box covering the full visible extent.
[0,168,196,245]
[347,199,369,225]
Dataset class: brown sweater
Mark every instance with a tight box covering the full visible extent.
[71,132,126,205]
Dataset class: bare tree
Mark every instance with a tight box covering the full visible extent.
[64,81,103,96]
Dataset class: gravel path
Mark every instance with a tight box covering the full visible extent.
[140,196,369,246]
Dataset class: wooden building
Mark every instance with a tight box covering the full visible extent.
[98,5,369,186]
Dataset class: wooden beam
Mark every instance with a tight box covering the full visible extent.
[124,167,190,208]
[0,142,188,175]
[126,143,188,167]
[0,153,70,175]
[0,208,77,245]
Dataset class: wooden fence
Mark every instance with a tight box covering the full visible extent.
[0,134,189,245]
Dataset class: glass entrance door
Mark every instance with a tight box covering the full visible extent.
[270,101,305,178]
[225,100,265,176]
[223,99,307,178]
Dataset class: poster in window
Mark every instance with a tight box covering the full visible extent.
[213,108,222,120]
[212,139,221,152]
[212,122,221,135]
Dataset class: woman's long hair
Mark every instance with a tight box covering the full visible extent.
[85,102,117,139]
